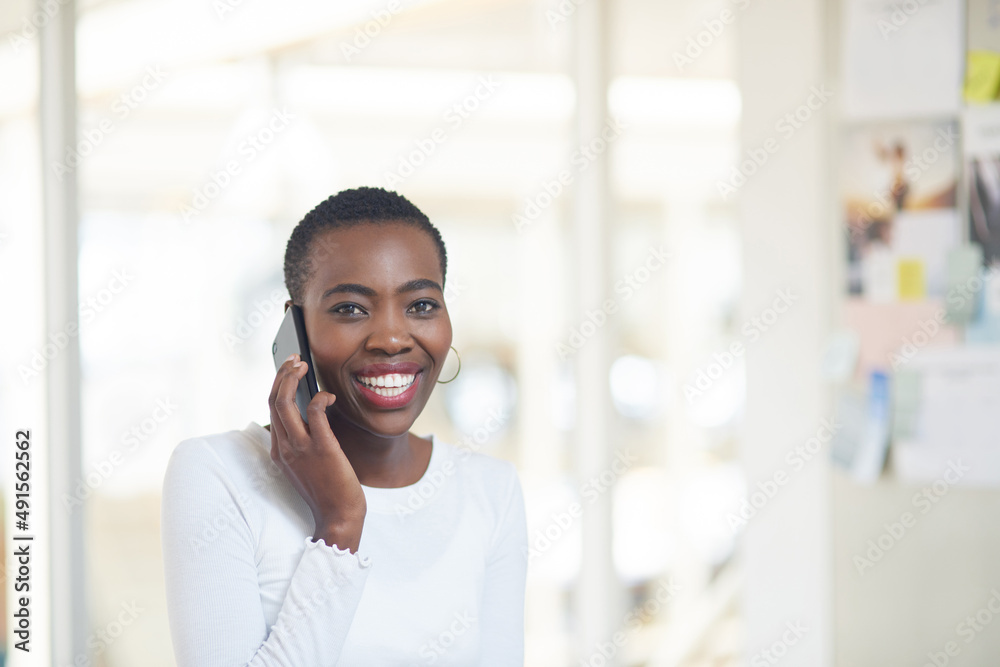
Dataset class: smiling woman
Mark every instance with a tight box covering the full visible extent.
[160,188,528,666]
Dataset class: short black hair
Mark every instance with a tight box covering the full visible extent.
[283,187,447,305]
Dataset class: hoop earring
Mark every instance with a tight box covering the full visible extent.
[437,346,462,384]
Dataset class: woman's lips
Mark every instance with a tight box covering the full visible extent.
[352,371,421,409]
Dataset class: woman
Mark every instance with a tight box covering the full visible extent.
[161,187,528,666]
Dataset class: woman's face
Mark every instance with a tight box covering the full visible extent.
[298,221,452,438]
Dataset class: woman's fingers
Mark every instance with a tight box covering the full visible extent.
[276,360,311,441]
[268,353,297,406]
[268,356,296,463]
[305,391,337,442]
[269,354,308,462]
[270,359,344,472]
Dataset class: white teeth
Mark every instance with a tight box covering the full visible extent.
[371,385,406,397]
[357,373,416,393]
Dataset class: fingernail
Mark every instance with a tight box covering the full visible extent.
[293,361,302,368]
[285,354,296,363]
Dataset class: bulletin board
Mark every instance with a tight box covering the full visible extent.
[832,0,1000,486]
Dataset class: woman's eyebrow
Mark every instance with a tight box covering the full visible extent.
[320,278,442,301]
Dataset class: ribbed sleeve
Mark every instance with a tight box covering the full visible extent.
[161,438,372,667]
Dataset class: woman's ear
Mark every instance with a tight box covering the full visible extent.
[284,299,293,313]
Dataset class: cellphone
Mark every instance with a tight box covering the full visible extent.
[271,304,320,423]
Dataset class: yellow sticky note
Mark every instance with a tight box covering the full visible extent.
[964,51,1000,103]
[898,259,926,300]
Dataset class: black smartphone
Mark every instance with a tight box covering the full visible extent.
[271,304,320,423]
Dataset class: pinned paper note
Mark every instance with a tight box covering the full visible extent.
[831,386,866,472]
[963,105,1000,156]
[842,0,963,118]
[898,259,926,300]
[965,51,1000,103]
[842,123,960,300]
[893,345,1000,486]
[987,268,1000,314]
[893,209,960,297]
[967,266,1000,343]
[821,330,861,382]
[946,245,984,323]
[831,371,891,483]
[891,368,922,440]
[968,0,1000,52]
[863,246,896,302]
[856,370,891,482]
[843,298,960,378]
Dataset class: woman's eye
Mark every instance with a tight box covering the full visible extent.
[409,299,438,314]
[332,303,365,316]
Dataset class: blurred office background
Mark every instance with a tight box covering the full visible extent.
[3,0,998,666]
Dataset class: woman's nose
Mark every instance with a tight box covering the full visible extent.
[364,312,413,354]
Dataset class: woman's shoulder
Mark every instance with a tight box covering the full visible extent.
[433,436,521,497]
[164,422,271,487]
[431,437,526,544]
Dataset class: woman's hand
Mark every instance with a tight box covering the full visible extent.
[268,353,367,552]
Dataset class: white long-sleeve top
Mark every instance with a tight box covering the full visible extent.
[160,421,527,666]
